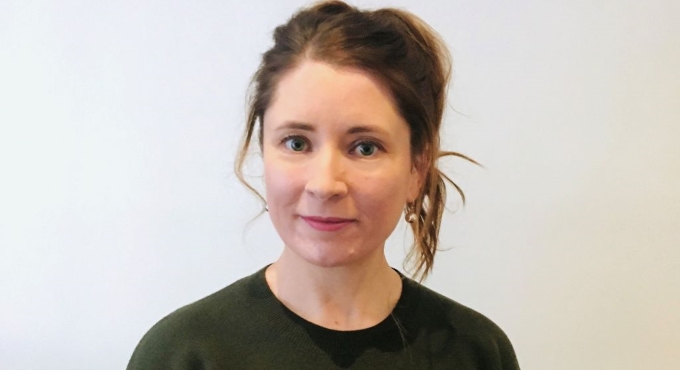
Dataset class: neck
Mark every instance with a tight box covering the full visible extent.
[265,248,402,331]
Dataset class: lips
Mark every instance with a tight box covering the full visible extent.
[300,216,356,232]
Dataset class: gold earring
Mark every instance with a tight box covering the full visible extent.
[405,204,416,223]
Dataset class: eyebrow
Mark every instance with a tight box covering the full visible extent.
[276,121,314,131]
[347,125,389,135]
[276,121,389,136]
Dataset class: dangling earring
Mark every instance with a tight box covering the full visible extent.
[405,203,416,223]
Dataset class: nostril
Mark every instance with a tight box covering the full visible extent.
[305,175,348,200]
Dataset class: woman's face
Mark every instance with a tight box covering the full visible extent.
[262,60,423,269]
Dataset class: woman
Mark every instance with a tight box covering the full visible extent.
[127,1,519,369]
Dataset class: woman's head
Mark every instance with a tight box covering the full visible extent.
[236,0,469,280]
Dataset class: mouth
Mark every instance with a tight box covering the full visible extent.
[300,216,356,232]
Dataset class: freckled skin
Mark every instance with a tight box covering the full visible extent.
[262,60,423,269]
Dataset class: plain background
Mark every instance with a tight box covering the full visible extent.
[1,0,678,369]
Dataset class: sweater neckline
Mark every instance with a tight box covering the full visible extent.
[250,265,416,352]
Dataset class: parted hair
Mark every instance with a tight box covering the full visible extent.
[235,0,475,281]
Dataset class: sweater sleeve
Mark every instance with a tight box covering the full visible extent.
[126,316,181,370]
[495,325,521,370]
[126,310,213,370]
[408,279,521,370]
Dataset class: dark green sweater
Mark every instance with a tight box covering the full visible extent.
[127,267,519,369]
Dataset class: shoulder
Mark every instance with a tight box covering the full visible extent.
[126,269,264,369]
[401,278,520,369]
[409,280,507,336]
[143,270,257,335]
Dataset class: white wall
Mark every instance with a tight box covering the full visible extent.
[1,0,678,369]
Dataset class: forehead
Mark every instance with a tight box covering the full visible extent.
[263,60,407,134]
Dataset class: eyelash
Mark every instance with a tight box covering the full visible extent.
[281,135,309,152]
[280,135,384,156]
[352,140,382,156]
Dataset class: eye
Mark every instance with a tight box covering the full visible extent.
[353,141,379,157]
[283,136,308,152]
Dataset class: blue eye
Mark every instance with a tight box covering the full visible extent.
[284,136,308,152]
[354,142,378,157]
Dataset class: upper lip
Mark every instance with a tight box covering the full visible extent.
[301,216,355,223]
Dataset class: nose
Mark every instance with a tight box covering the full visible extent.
[304,146,348,200]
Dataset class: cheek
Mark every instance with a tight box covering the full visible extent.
[354,172,409,215]
[264,160,300,206]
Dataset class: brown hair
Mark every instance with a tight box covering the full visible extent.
[234,0,476,281]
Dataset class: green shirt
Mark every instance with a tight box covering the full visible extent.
[127,267,519,369]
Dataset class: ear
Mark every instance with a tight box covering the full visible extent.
[407,152,429,203]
